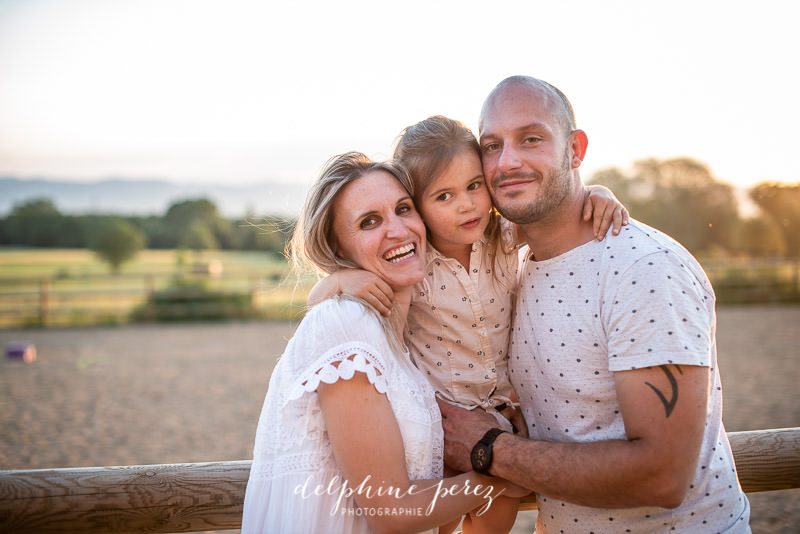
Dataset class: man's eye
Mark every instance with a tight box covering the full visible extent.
[481,143,499,153]
[360,216,379,229]
[523,136,541,144]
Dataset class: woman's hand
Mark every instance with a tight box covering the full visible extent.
[583,185,630,240]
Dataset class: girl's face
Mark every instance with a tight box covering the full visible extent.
[417,149,493,258]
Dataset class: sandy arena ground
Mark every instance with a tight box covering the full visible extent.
[1,304,798,533]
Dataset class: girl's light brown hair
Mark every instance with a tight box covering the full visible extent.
[392,116,511,288]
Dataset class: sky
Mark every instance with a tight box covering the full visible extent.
[0,0,799,191]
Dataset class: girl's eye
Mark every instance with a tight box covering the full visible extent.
[359,216,380,230]
[467,181,483,191]
[437,192,453,202]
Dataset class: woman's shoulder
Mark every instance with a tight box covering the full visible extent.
[309,296,379,323]
[300,296,386,344]
[280,297,398,398]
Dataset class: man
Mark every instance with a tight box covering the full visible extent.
[438,76,750,532]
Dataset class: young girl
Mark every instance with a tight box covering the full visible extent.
[309,116,628,533]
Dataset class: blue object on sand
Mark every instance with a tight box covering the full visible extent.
[5,342,37,363]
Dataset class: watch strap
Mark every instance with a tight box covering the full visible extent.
[478,427,506,446]
[471,427,506,474]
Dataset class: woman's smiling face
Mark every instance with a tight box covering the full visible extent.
[331,170,427,290]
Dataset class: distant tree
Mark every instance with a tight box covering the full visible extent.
[736,216,787,257]
[89,219,146,273]
[164,198,219,228]
[58,215,91,248]
[587,167,637,208]
[749,182,800,258]
[589,158,739,254]
[4,198,65,246]
[134,215,176,249]
[9,197,60,217]
[162,198,239,249]
[180,220,219,252]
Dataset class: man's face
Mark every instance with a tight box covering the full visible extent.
[479,83,576,225]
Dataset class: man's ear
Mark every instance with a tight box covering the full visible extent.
[569,129,589,169]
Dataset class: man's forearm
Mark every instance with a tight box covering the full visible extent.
[489,432,691,509]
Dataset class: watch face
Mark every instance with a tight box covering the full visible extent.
[471,445,490,472]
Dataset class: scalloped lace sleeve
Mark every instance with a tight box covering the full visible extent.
[286,341,389,401]
[278,298,395,400]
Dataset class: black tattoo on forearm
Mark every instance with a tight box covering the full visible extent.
[645,365,683,418]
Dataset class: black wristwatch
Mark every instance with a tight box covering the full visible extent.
[470,428,506,474]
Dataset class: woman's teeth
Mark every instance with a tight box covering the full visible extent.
[384,244,415,263]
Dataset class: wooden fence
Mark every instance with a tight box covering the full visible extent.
[1,257,798,328]
[0,270,301,328]
[1,427,798,533]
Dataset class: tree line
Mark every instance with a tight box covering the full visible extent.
[589,158,799,259]
[1,157,798,272]
[0,197,294,271]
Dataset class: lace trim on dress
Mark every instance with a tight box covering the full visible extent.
[286,342,389,402]
[249,450,329,480]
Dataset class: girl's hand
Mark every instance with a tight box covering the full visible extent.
[583,185,630,240]
[307,268,395,316]
[500,405,529,438]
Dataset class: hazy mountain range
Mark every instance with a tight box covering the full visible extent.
[0,177,308,218]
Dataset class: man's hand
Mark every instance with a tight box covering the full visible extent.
[437,399,501,473]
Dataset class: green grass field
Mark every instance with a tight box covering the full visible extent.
[0,247,315,327]
[2,248,798,328]
[0,247,286,277]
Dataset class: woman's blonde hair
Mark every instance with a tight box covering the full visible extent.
[289,151,414,277]
[392,116,510,288]
[287,151,415,354]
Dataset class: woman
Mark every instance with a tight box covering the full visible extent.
[241,152,526,533]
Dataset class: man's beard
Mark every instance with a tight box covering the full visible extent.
[491,146,573,225]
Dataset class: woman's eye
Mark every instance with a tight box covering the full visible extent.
[359,216,380,229]
[396,204,412,216]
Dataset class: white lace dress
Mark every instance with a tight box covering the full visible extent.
[241,298,443,533]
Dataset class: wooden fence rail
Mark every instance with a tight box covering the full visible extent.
[1,427,798,534]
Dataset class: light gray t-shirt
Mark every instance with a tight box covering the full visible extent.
[509,220,750,533]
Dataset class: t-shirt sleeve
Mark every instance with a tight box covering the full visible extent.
[603,251,714,372]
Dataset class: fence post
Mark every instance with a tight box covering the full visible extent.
[250,275,258,313]
[145,274,155,299]
[39,278,50,326]
[145,274,155,319]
